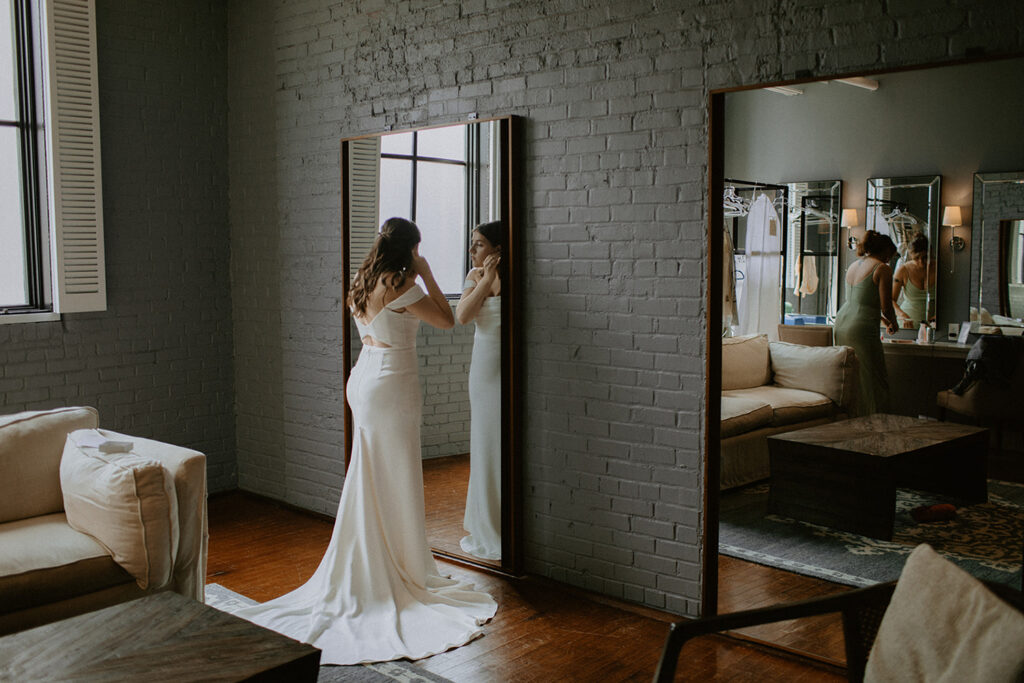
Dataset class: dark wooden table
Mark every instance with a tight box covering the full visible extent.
[0,590,320,682]
[767,414,988,540]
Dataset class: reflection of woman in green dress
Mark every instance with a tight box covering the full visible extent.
[892,233,936,329]
[834,231,899,415]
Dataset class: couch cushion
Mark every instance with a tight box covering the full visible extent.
[60,432,179,590]
[769,342,858,408]
[720,396,773,438]
[724,386,834,426]
[722,334,771,390]
[0,407,99,524]
[865,543,1024,682]
[0,513,133,613]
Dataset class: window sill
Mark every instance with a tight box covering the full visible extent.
[0,311,59,325]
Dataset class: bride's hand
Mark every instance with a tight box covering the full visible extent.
[411,247,431,278]
[480,253,500,281]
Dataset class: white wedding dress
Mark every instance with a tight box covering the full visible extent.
[229,284,497,665]
[460,287,502,561]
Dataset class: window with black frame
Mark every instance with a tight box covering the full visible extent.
[378,124,491,296]
[1,0,45,313]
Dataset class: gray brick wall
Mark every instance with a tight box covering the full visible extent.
[226,0,1023,616]
[0,1,235,492]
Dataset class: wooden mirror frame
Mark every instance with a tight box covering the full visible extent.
[339,115,524,576]
[704,55,1020,622]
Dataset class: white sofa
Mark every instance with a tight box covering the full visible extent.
[0,406,208,635]
[721,334,858,489]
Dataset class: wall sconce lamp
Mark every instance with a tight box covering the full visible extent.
[944,205,964,273]
[841,208,860,250]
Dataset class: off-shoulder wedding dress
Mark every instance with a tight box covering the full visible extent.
[229,284,496,665]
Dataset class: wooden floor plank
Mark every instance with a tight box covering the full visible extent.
[207,491,845,681]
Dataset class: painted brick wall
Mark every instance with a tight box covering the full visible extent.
[226,0,1024,615]
[0,1,235,492]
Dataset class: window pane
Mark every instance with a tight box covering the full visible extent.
[380,130,412,156]
[417,125,465,161]
[1,0,16,121]
[378,157,412,225]
[415,161,466,294]
[0,127,28,305]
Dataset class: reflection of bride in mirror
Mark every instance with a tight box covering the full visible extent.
[229,218,496,664]
[892,233,936,329]
[455,221,502,561]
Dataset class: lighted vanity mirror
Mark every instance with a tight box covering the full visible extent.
[784,180,841,323]
[339,116,522,574]
[866,175,941,330]
[971,171,1024,332]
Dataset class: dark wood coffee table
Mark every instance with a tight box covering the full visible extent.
[0,590,320,682]
[767,414,988,540]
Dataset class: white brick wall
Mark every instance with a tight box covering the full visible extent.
[226,0,1024,617]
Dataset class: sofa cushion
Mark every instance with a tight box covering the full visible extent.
[865,543,1024,682]
[0,407,99,524]
[0,513,133,613]
[769,342,858,408]
[721,396,773,438]
[722,334,771,390]
[60,432,179,590]
[724,386,834,426]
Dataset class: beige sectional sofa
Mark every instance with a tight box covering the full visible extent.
[720,334,858,489]
[0,406,207,635]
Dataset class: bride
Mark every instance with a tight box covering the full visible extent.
[456,221,503,560]
[230,217,497,665]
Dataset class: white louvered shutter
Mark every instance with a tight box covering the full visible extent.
[43,0,105,313]
[347,137,381,282]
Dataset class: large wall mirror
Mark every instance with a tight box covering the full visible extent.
[708,55,1024,663]
[971,171,1024,332]
[866,174,941,330]
[340,116,522,574]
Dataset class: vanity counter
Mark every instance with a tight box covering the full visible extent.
[882,341,969,418]
[881,340,972,359]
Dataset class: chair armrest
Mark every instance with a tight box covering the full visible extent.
[653,582,897,683]
[98,429,208,601]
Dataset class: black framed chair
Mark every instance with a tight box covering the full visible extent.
[653,579,1024,682]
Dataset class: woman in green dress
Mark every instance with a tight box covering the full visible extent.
[834,230,899,415]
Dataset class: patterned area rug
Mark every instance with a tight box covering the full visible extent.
[204,584,453,683]
[720,479,1024,587]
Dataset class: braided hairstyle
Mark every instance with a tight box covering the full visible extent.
[349,217,421,317]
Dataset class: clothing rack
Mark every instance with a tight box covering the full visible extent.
[724,179,790,330]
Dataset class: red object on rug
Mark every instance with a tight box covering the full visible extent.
[910,503,957,522]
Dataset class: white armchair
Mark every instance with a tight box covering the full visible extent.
[0,406,207,635]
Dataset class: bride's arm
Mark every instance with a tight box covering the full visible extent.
[405,251,455,329]
[456,254,499,325]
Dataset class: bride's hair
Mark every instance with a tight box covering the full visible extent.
[349,217,421,317]
[473,220,503,248]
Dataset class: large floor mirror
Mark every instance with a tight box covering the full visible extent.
[340,116,523,575]
[706,55,1024,663]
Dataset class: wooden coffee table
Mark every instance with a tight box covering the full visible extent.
[767,414,988,540]
[0,590,320,681]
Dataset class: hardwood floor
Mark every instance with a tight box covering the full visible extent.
[207,492,845,682]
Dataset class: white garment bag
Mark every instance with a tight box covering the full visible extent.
[737,193,783,339]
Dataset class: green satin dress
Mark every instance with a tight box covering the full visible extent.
[834,262,888,415]
[897,279,934,327]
